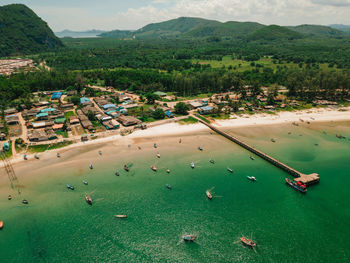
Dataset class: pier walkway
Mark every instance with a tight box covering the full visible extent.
[194,116,320,185]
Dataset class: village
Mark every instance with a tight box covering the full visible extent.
[0,83,344,157]
[0,59,35,76]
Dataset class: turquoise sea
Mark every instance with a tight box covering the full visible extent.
[1,121,350,263]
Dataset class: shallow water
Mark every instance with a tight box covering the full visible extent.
[1,122,350,263]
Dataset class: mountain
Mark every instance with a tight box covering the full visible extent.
[0,4,63,56]
[288,25,346,38]
[247,25,304,41]
[98,30,134,39]
[329,24,350,33]
[185,21,264,39]
[55,29,106,38]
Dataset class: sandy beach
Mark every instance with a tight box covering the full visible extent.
[2,106,349,169]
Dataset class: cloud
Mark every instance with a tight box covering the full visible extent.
[25,0,350,31]
[311,0,350,6]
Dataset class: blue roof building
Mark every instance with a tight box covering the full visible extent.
[51,92,62,100]
[103,104,117,110]
[80,97,90,104]
[199,106,214,115]
[40,108,56,113]
[166,110,174,118]
[3,142,9,151]
[36,112,49,119]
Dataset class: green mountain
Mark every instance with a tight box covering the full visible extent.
[0,4,63,56]
[98,29,134,39]
[247,25,304,41]
[288,24,345,38]
[186,21,264,38]
[134,17,220,39]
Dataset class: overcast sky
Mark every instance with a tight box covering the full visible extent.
[0,0,350,31]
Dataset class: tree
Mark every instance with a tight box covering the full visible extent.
[87,110,96,121]
[174,102,189,115]
[145,92,159,104]
[70,96,80,105]
[152,108,165,120]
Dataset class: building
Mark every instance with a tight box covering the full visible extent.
[118,115,141,126]
[99,115,112,122]
[36,112,49,120]
[4,108,17,115]
[5,115,19,125]
[66,90,77,96]
[31,121,53,129]
[102,104,117,110]
[69,116,80,125]
[0,133,6,141]
[60,103,74,110]
[51,92,63,100]
[166,110,174,118]
[40,108,56,114]
[52,124,64,130]
[81,120,93,131]
[80,97,91,105]
[198,106,214,115]
[2,142,9,151]
[154,91,167,97]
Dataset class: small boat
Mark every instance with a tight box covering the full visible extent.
[154,143,157,148]
[66,184,75,190]
[183,235,197,242]
[83,181,88,185]
[285,178,307,193]
[151,165,157,172]
[22,199,29,204]
[23,154,27,160]
[156,153,160,158]
[166,184,172,190]
[89,164,93,169]
[124,165,129,172]
[115,171,120,176]
[314,143,319,146]
[115,215,127,218]
[241,237,256,248]
[166,168,170,173]
[198,147,203,151]
[8,195,12,200]
[0,221,3,230]
[190,162,195,169]
[179,139,182,143]
[138,146,142,150]
[209,159,215,164]
[250,156,255,160]
[247,176,257,182]
[57,153,60,158]
[206,190,213,200]
[85,194,92,205]
[34,154,39,160]
[227,167,233,173]
[288,132,291,135]
[98,150,102,155]
[271,138,276,143]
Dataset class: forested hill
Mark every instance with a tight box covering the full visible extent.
[0,4,63,56]
[100,17,348,41]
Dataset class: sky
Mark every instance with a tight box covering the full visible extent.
[0,0,350,31]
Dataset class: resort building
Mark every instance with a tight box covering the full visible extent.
[118,115,141,127]
[198,106,214,115]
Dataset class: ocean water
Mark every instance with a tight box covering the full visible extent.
[1,122,350,263]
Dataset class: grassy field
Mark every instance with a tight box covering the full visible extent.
[177,116,198,125]
[27,141,73,153]
[192,56,334,72]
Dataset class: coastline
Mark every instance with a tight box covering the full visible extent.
[2,106,350,168]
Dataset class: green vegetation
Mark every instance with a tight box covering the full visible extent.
[195,114,211,124]
[64,111,75,119]
[0,4,63,56]
[27,141,73,153]
[178,116,199,125]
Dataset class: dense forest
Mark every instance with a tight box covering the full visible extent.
[0,4,62,56]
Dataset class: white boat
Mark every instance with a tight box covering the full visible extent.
[89,164,93,169]
[156,153,160,158]
[190,162,195,169]
[247,176,257,182]
[115,215,127,218]
[227,167,233,173]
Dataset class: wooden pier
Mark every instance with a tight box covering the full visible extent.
[195,117,320,185]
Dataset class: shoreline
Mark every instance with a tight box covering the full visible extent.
[2,106,350,168]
